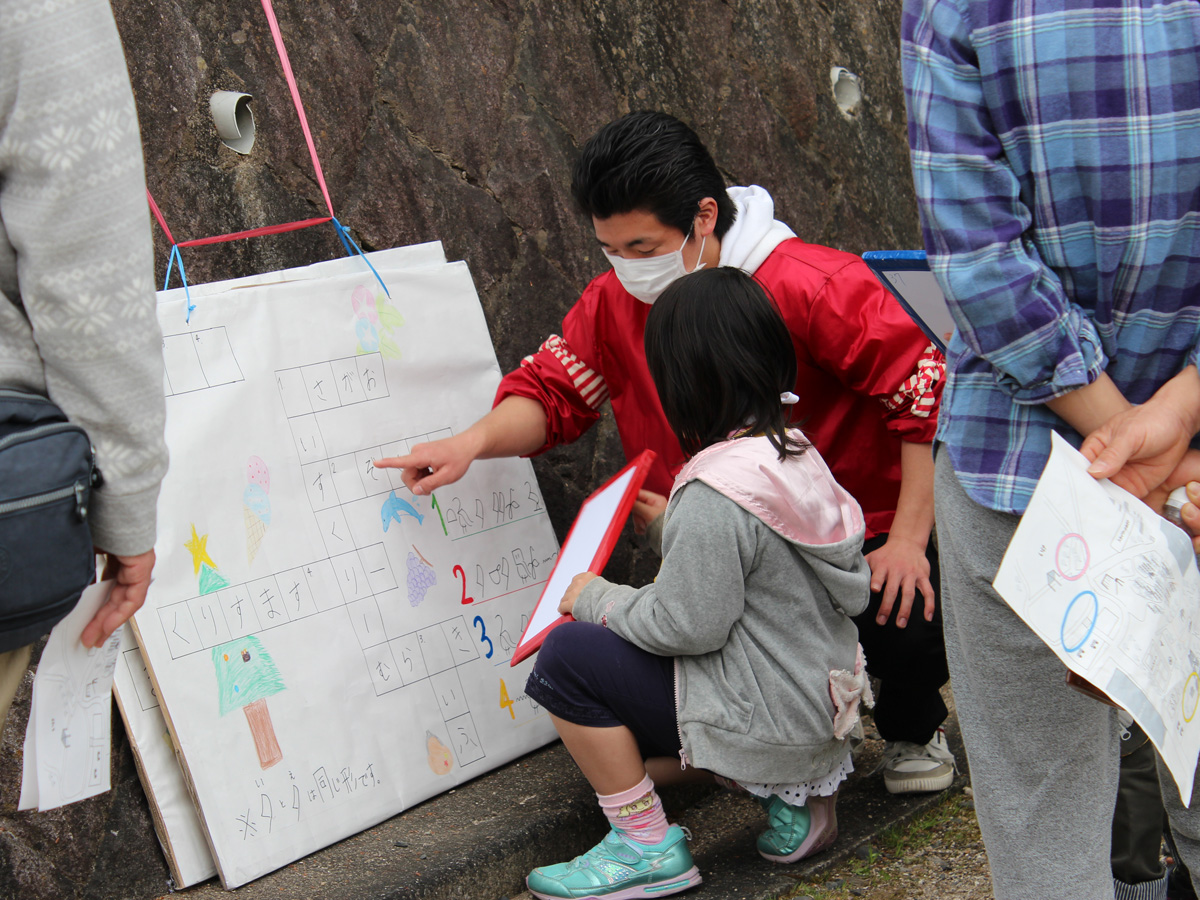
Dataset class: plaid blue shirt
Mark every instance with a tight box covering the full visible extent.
[902,0,1200,515]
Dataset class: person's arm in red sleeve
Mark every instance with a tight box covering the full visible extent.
[806,260,944,628]
[376,283,609,495]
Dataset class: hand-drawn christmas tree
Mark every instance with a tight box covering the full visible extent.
[212,635,285,769]
[185,523,229,595]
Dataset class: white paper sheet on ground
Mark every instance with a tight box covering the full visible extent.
[994,432,1200,803]
[19,578,122,811]
[131,248,559,887]
[113,623,217,888]
[516,466,639,656]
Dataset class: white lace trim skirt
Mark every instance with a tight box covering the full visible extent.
[736,749,854,805]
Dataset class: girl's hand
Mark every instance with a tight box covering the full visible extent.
[559,572,598,615]
[632,489,667,536]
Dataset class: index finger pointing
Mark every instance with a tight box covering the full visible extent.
[373,452,420,470]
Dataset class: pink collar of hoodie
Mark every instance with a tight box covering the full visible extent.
[669,430,864,547]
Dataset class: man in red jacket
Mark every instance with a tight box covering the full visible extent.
[379,111,953,795]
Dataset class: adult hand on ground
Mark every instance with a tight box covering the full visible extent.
[631,489,667,535]
[375,432,480,496]
[81,549,155,649]
[559,572,598,615]
[864,536,935,629]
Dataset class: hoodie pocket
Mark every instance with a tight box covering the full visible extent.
[684,667,756,735]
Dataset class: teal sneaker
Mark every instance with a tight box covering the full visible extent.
[526,824,702,899]
[756,792,839,863]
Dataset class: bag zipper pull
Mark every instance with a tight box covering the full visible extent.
[74,481,88,521]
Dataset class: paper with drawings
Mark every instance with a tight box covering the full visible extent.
[994,432,1200,802]
[19,578,121,811]
[111,245,449,889]
[131,247,560,888]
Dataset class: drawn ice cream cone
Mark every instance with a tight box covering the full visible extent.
[243,504,267,565]
[243,456,271,566]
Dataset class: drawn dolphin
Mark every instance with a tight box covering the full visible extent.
[381,490,424,531]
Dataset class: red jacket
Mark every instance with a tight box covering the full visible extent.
[496,238,943,538]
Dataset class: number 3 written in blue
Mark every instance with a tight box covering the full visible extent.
[473,615,494,659]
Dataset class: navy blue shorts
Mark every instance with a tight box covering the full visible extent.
[525,621,683,759]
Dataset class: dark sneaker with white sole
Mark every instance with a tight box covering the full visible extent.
[881,726,957,794]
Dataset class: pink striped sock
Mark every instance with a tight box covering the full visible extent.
[597,773,670,845]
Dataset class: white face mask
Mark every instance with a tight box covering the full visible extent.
[606,230,707,304]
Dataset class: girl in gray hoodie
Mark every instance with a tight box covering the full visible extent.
[524,267,872,900]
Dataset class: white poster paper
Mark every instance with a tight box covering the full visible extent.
[131,249,560,887]
[994,432,1200,802]
[112,623,218,888]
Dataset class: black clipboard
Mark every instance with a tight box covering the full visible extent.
[862,251,954,353]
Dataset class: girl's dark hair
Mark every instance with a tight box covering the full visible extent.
[645,267,806,460]
[571,111,737,239]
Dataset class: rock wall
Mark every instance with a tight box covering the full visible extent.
[0,1,920,896]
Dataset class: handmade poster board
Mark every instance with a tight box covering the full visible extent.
[112,245,448,887]
[861,251,955,352]
[511,451,654,665]
[113,623,217,888]
[128,247,560,888]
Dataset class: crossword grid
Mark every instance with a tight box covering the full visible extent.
[162,327,244,397]
[277,357,485,766]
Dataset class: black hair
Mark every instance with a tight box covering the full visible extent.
[571,111,737,239]
[644,267,806,460]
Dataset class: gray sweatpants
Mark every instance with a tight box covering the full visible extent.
[935,452,1122,900]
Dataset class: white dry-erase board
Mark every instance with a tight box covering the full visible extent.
[861,251,955,352]
[511,450,653,665]
[129,246,559,888]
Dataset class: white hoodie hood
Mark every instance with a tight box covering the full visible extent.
[717,185,797,274]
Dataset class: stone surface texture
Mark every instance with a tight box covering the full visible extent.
[0,1,919,897]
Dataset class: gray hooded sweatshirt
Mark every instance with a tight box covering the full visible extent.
[572,432,870,784]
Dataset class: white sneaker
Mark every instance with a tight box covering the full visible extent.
[881,727,957,794]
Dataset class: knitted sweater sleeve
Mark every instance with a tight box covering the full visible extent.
[0,0,168,555]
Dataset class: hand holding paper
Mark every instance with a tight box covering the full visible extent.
[1079,366,1200,499]
[994,432,1200,803]
[81,549,156,649]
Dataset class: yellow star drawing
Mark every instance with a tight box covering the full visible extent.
[184,523,217,576]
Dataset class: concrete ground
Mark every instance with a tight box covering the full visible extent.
[168,697,965,900]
